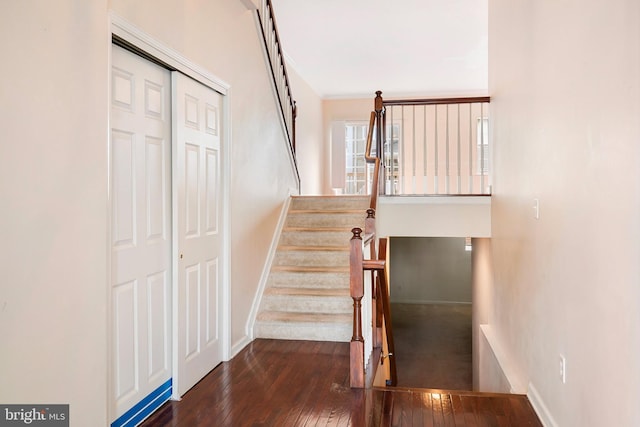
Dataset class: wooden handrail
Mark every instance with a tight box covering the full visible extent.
[256,0,300,187]
[383,96,491,106]
[364,91,384,212]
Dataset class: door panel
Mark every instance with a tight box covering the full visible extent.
[173,71,223,396]
[110,44,172,420]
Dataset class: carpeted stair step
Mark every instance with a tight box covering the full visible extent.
[261,287,351,313]
[290,195,369,211]
[272,247,350,268]
[254,311,352,342]
[267,270,350,289]
[254,195,368,342]
[285,210,366,229]
[279,227,354,247]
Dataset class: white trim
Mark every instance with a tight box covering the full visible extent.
[220,89,233,362]
[528,383,559,427]
[110,13,230,96]
[230,335,253,359]
[379,195,491,205]
[106,23,115,421]
[245,197,292,340]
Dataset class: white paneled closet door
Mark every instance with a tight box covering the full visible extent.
[172,72,223,397]
[110,45,172,421]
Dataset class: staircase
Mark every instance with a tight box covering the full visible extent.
[254,195,369,342]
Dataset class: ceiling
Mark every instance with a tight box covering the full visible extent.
[271,0,488,99]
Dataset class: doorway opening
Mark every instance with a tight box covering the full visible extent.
[389,237,473,390]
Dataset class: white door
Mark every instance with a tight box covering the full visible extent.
[172,72,223,396]
[110,45,172,420]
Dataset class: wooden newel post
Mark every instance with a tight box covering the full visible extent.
[365,208,376,236]
[350,227,365,388]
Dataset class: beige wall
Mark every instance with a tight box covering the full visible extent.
[489,0,640,425]
[0,2,109,425]
[0,1,298,424]
[287,61,324,195]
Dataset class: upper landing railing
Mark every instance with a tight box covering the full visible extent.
[256,0,300,186]
[378,92,491,196]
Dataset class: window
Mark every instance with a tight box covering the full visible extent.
[334,120,401,195]
[477,118,489,175]
[344,122,369,194]
[383,123,400,194]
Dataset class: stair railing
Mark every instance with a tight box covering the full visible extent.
[380,93,491,195]
[349,91,396,388]
[255,0,300,186]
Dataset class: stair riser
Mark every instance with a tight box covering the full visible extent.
[286,213,365,229]
[267,271,350,289]
[261,295,352,314]
[279,230,353,247]
[273,251,349,267]
[291,196,369,211]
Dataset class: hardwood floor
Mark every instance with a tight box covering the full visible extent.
[141,339,541,426]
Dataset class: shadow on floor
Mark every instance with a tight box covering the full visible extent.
[391,302,472,390]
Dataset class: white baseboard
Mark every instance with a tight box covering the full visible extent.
[527,383,559,427]
[230,335,252,359]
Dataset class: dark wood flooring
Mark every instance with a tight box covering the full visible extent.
[140,339,541,426]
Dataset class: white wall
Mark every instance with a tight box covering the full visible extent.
[0,2,109,425]
[471,238,491,390]
[489,0,640,425]
[377,196,491,238]
[0,0,298,424]
[287,60,324,195]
